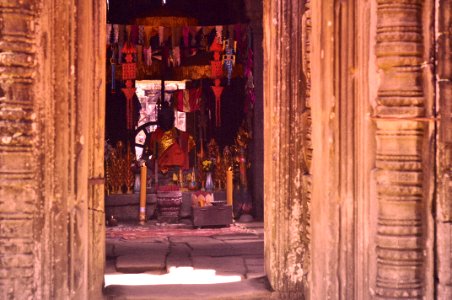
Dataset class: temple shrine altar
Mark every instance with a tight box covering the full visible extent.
[104,18,256,226]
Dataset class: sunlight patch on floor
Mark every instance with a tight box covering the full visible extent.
[104,267,242,286]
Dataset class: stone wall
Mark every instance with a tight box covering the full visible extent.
[436,0,452,298]
[0,1,40,298]
[0,0,106,298]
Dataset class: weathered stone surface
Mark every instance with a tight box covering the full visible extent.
[166,254,192,271]
[116,254,167,273]
[373,0,434,298]
[114,240,169,256]
[105,258,118,275]
[213,234,260,241]
[165,241,193,270]
[263,0,310,297]
[186,238,231,257]
[245,256,265,279]
[0,1,39,299]
[437,1,452,297]
[104,278,272,300]
[1,0,107,298]
[192,256,246,277]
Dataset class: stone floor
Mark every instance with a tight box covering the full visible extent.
[103,222,272,300]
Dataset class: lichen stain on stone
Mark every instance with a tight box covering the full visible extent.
[286,255,304,283]
[293,168,301,189]
[2,136,12,144]
[285,199,305,284]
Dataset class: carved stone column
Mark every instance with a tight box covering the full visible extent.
[0,2,40,299]
[1,0,106,298]
[374,0,433,298]
[300,0,312,277]
[436,0,452,298]
[263,0,310,297]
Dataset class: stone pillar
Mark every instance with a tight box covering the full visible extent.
[374,0,434,298]
[263,0,309,297]
[310,0,340,298]
[0,2,40,299]
[0,0,106,298]
[436,0,452,298]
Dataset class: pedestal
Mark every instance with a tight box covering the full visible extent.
[156,190,182,223]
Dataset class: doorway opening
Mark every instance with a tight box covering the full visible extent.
[102,0,265,296]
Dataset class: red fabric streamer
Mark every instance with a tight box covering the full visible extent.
[122,84,136,130]
[211,84,224,127]
[175,88,202,112]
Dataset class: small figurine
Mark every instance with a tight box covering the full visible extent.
[222,39,237,85]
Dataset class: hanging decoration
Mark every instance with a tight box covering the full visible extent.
[121,42,137,130]
[109,24,119,94]
[211,80,224,127]
[175,87,201,112]
[209,34,224,127]
[106,23,255,128]
[222,39,236,85]
[244,48,255,113]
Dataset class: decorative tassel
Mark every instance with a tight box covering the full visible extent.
[146,45,153,66]
[173,46,181,67]
[222,39,236,85]
[159,26,164,46]
[211,79,224,127]
[111,60,116,93]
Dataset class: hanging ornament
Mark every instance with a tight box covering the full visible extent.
[110,53,117,94]
[122,80,137,130]
[244,47,256,113]
[121,42,137,130]
[159,26,165,46]
[145,45,153,66]
[215,25,223,44]
[209,36,224,127]
[117,25,125,64]
[107,24,112,45]
[211,79,224,127]
[109,25,118,94]
[130,25,139,44]
[182,26,190,48]
[122,44,137,81]
[173,46,181,67]
[138,26,145,45]
[222,39,236,85]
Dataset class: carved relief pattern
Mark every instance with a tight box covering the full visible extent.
[375,0,426,298]
[0,1,39,299]
[301,0,312,274]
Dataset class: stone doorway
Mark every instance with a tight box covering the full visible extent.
[101,0,268,297]
[1,0,450,299]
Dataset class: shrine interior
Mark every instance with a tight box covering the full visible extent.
[104,0,263,237]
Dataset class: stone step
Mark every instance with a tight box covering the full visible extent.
[103,277,272,300]
[116,254,167,273]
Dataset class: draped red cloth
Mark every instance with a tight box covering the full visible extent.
[175,88,201,112]
[150,127,195,171]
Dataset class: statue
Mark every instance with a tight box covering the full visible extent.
[149,103,195,175]
[235,122,251,189]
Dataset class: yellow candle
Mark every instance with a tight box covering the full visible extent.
[139,163,147,224]
[226,168,233,206]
